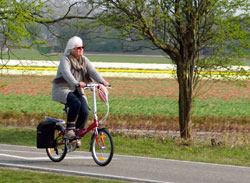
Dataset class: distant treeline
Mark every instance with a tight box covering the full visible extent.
[36,29,163,55]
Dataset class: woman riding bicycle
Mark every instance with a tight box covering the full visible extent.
[52,36,109,139]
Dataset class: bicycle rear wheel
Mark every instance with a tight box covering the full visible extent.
[91,128,114,166]
[46,128,67,162]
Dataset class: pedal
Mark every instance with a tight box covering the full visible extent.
[76,139,81,148]
[65,139,77,152]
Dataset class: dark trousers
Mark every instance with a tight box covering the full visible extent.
[66,90,89,129]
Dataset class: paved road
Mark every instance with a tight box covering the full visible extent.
[0,144,249,183]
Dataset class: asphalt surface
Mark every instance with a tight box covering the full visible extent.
[0,144,249,183]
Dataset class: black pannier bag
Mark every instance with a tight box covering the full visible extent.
[37,121,56,148]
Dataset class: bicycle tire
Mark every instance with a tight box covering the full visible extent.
[90,128,114,166]
[46,128,67,162]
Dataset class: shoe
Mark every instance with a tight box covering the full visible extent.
[64,130,76,139]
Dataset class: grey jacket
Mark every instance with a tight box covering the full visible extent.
[52,55,105,104]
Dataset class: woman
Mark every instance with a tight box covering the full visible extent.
[52,36,109,139]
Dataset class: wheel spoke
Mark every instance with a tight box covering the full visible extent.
[91,129,113,166]
[46,129,67,162]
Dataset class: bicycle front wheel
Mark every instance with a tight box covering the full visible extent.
[91,128,114,166]
[46,128,67,162]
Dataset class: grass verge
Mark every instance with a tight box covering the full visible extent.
[0,168,124,183]
[0,126,249,167]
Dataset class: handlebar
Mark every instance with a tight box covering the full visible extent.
[84,83,110,124]
[84,83,111,90]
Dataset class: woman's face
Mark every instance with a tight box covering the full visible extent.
[71,43,84,60]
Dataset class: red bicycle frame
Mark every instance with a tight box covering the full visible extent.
[75,83,100,138]
[55,83,108,147]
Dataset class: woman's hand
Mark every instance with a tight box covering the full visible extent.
[79,81,86,88]
[103,81,110,87]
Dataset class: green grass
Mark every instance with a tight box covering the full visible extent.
[0,126,249,167]
[86,54,172,64]
[1,48,172,64]
[0,95,249,117]
[0,168,124,183]
[114,134,250,166]
[2,48,250,65]
[4,48,250,65]
[0,75,249,117]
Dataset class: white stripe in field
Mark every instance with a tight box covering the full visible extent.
[0,69,175,78]
[0,60,174,70]
[1,60,250,71]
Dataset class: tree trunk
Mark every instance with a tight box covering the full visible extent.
[176,63,193,139]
